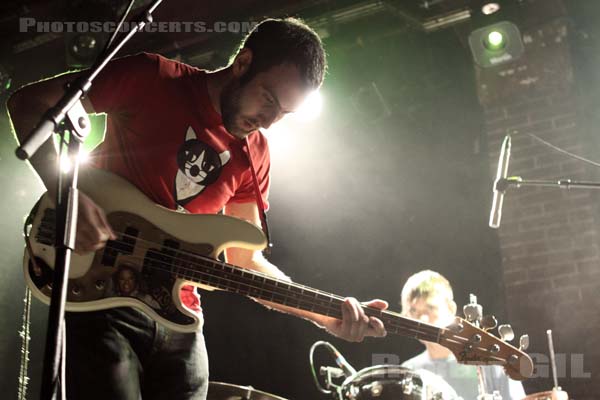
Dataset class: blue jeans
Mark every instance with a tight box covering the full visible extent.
[65,307,209,400]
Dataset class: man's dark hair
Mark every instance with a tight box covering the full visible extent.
[237,18,326,89]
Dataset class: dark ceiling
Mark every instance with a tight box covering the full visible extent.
[0,0,501,51]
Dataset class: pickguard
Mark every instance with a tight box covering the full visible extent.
[27,210,215,328]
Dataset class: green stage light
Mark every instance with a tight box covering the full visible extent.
[486,31,505,50]
[469,21,524,68]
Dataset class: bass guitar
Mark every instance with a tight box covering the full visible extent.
[23,168,533,380]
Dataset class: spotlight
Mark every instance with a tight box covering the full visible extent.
[468,21,524,68]
[485,31,506,50]
[482,2,501,16]
[293,90,323,122]
[67,33,105,67]
[65,0,115,67]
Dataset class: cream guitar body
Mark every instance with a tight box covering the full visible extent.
[23,168,267,333]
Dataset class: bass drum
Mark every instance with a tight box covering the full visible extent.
[207,382,288,400]
[522,390,569,400]
[339,365,458,400]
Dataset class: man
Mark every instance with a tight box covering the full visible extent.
[8,18,388,400]
[400,270,526,399]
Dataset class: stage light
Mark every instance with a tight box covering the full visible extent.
[485,31,506,50]
[482,2,501,15]
[293,90,322,122]
[65,0,115,67]
[67,34,104,68]
[469,21,524,68]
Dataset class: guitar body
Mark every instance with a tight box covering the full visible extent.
[23,168,267,332]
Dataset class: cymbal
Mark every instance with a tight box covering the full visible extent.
[207,382,288,400]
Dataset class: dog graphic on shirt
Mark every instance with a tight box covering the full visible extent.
[175,126,230,206]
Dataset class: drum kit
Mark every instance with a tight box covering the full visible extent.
[208,296,570,400]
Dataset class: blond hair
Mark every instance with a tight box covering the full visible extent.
[400,270,453,312]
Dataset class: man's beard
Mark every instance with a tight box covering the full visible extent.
[220,79,247,139]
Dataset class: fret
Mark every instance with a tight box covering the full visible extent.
[271,292,286,303]
[248,275,264,299]
[216,277,227,290]
[247,285,262,298]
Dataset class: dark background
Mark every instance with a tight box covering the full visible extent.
[1,0,599,398]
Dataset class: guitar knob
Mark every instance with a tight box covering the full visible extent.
[481,315,498,331]
[519,334,530,351]
[95,280,105,290]
[498,324,514,341]
[71,285,81,295]
[490,344,500,353]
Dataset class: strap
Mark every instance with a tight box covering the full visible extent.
[243,136,273,255]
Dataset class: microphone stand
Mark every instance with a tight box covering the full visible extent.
[14,1,164,399]
[496,177,600,191]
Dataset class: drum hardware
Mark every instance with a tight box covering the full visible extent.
[521,390,568,400]
[519,330,569,400]
[321,366,346,379]
[337,366,459,400]
[519,326,571,400]
[309,342,459,400]
[309,341,357,396]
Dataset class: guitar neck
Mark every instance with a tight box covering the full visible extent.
[173,253,443,342]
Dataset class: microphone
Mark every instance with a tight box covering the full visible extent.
[489,134,511,229]
[324,342,357,377]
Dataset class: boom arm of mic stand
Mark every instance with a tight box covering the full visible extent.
[501,176,600,190]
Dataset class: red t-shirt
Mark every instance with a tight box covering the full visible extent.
[87,52,270,313]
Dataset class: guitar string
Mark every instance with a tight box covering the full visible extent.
[35,229,515,362]
[35,231,444,341]
[36,222,442,337]
[38,223,365,302]
[35,226,444,336]
[34,226,521,365]
[84,241,510,364]
[33,237,517,364]
[142,239,505,360]
[35,228,507,347]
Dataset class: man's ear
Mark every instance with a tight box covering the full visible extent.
[231,48,253,78]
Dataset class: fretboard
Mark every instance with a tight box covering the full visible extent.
[173,252,443,342]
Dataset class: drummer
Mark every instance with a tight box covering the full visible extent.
[400,270,526,399]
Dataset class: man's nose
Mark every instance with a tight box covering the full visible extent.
[260,111,283,130]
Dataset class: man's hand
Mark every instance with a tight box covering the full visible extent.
[73,191,117,254]
[323,298,388,342]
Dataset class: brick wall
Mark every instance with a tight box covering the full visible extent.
[476,1,600,398]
